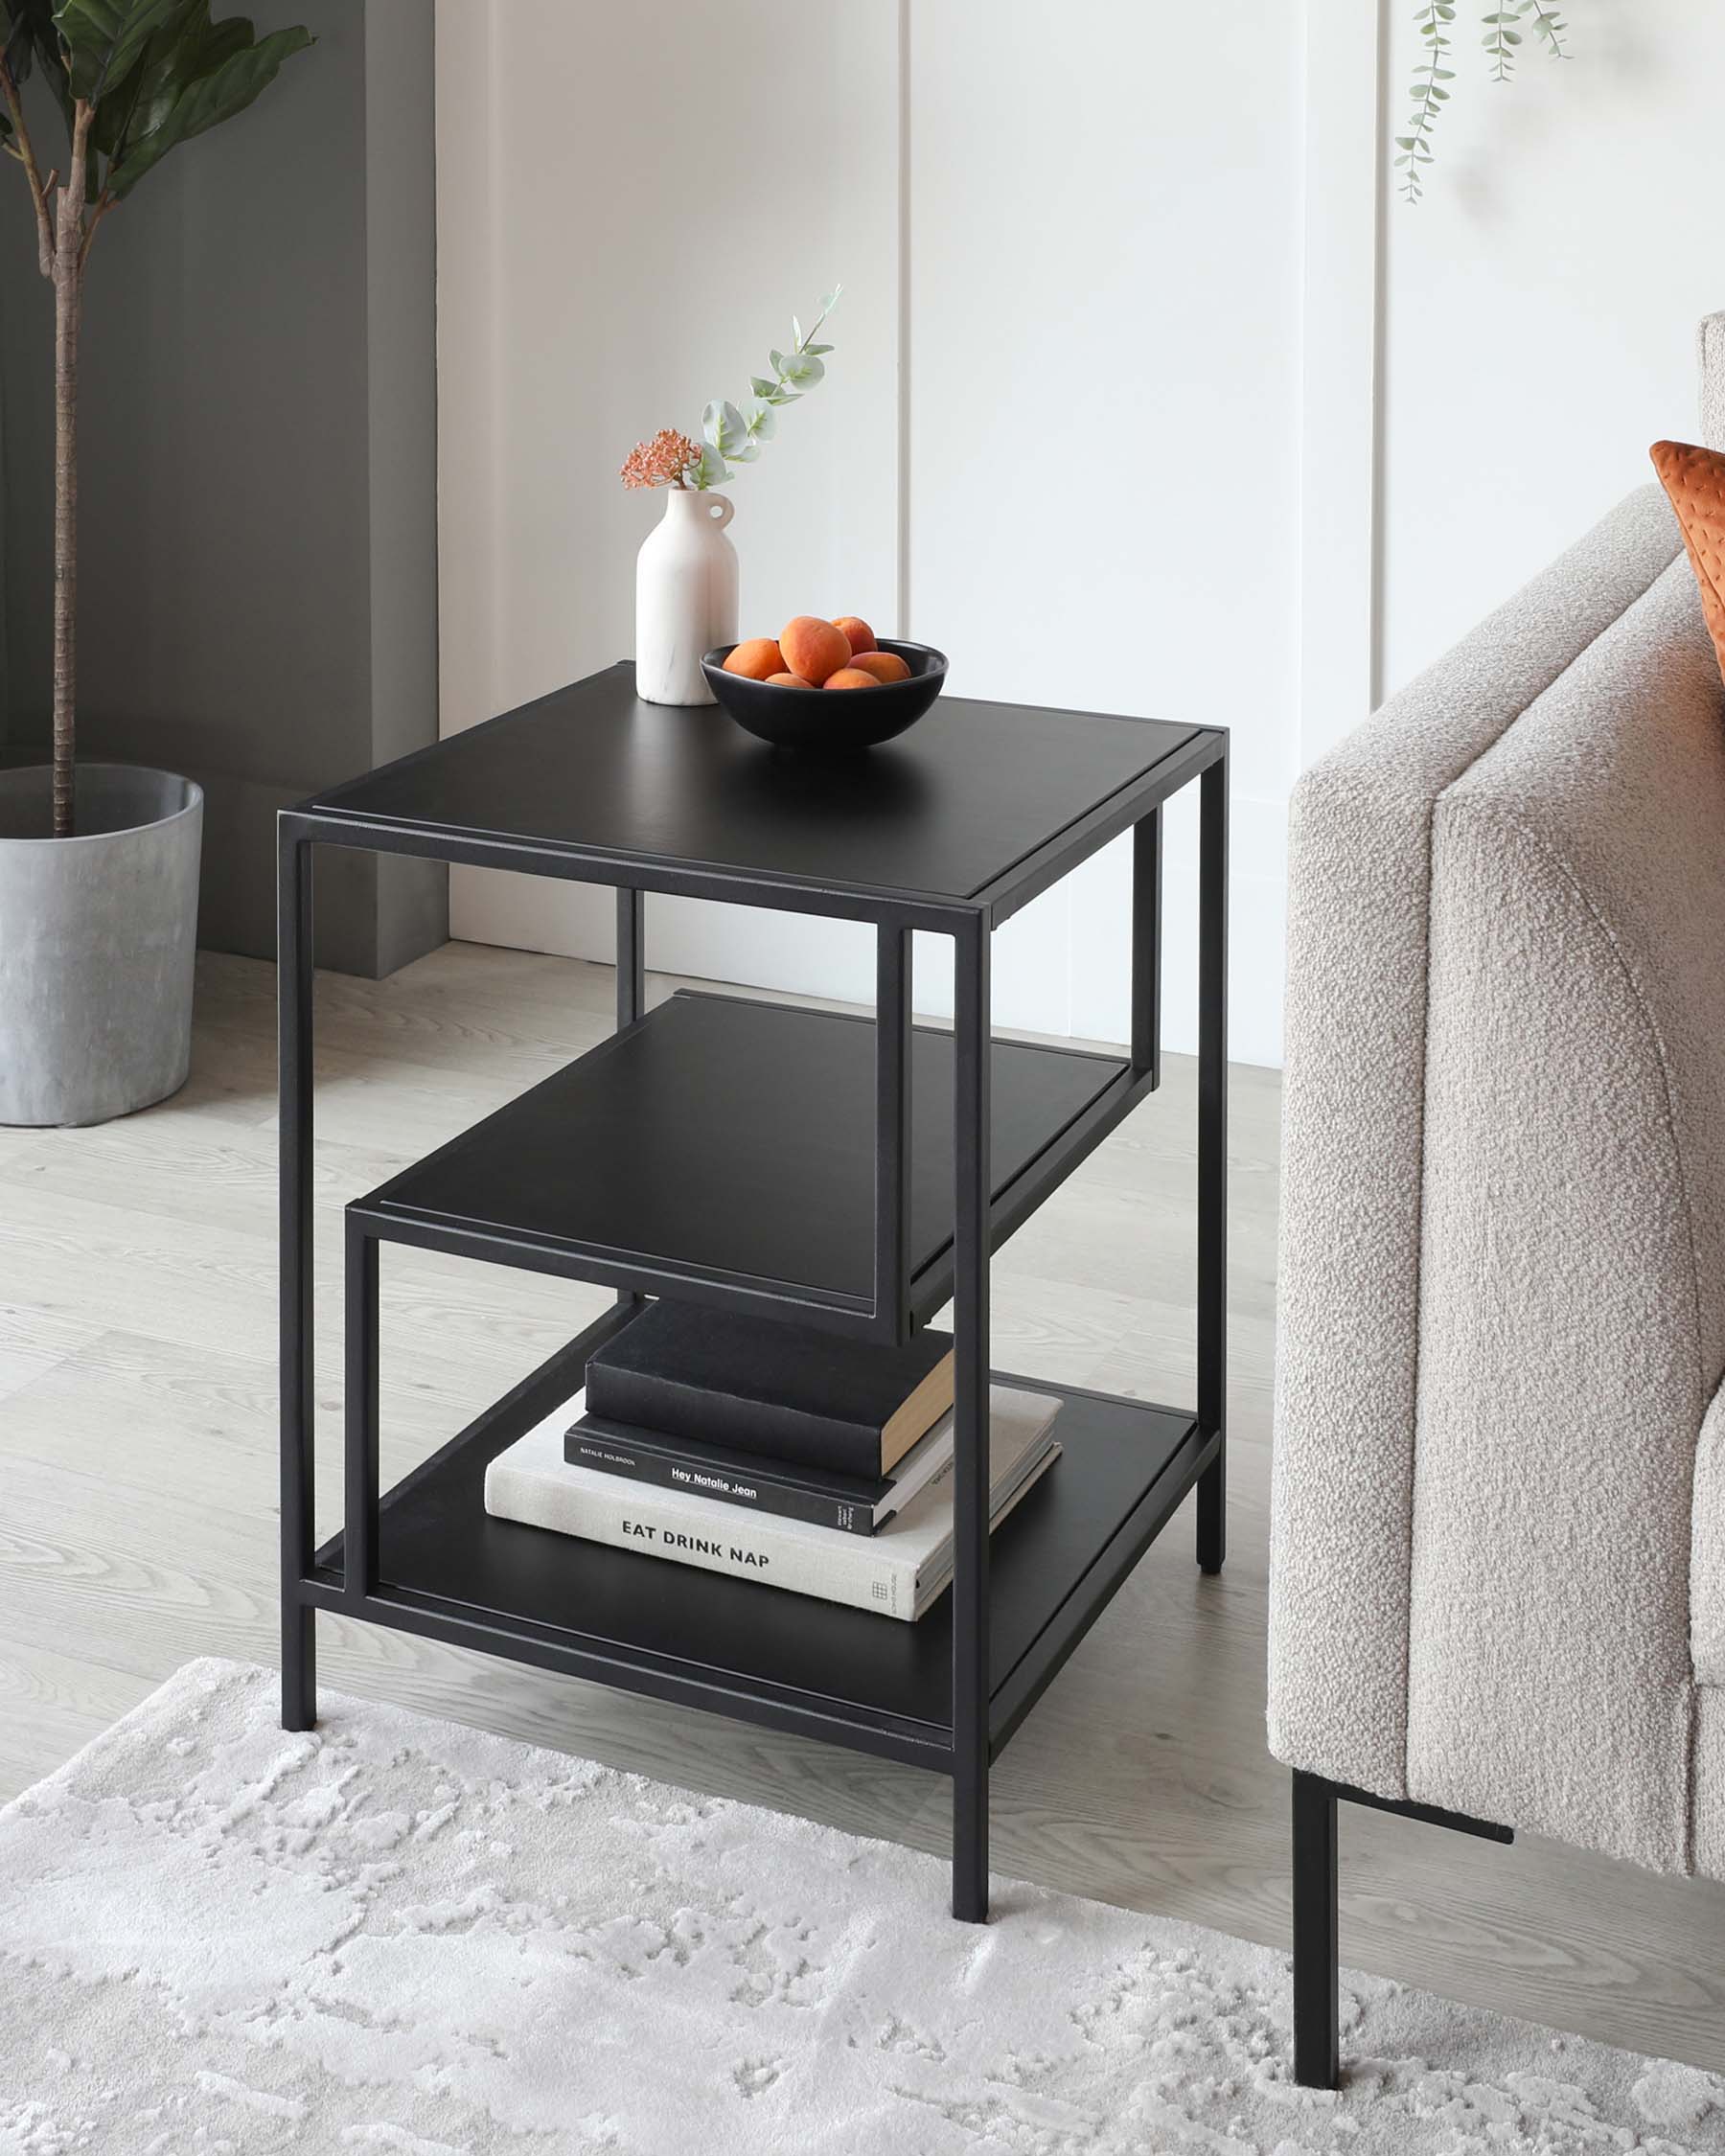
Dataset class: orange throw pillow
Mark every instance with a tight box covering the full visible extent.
[1652,439,1725,681]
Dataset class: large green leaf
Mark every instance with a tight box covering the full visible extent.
[53,0,195,102]
[104,16,308,196]
[0,0,74,168]
[93,0,245,159]
[1,1,32,80]
[2,0,60,87]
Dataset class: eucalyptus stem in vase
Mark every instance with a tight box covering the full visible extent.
[622,287,840,707]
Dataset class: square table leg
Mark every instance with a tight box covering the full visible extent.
[952,913,992,1921]
[345,1216,380,1606]
[1196,746,1229,1575]
[1131,807,1162,1086]
[278,820,318,1732]
[616,885,645,1028]
[874,927,912,1343]
[615,887,648,1319]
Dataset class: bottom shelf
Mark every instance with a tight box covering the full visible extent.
[310,1313,1213,1767]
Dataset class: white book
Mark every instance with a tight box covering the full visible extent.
[485,1383,1063,1621]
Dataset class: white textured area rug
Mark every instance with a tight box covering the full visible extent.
[3,1663,1723,2156]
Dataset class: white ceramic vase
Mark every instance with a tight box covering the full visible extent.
[634,489,739,706]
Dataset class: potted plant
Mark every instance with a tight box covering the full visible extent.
[0,0,310,1126]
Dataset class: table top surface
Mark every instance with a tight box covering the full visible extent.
[305,662,1211,904]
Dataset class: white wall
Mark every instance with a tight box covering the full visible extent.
[437,1,1723,1067]
[1377,0,1725,699]
[903,2,1301,1057]
[436,0,1301,1066]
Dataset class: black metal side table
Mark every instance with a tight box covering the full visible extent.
[279,663,1228,1921]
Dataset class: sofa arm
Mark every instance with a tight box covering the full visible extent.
[1269,486,1683,1803]
[1402,553,1725,1870]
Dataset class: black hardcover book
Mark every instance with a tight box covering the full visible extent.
[585,1303,954,1481]
[563,1405,956,1537]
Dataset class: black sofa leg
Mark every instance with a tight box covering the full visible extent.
[1288,1769,1512,2090]
[1292,1771,1340,2090]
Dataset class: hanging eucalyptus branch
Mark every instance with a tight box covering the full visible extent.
[1397,1,1575,202]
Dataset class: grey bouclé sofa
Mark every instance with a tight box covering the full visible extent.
[1269,322,1725,2085]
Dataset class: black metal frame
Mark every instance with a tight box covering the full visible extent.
[1291,1769,1514,2088]
[279,722,1229,1920]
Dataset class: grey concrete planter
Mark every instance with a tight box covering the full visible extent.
[0,765,203,1127]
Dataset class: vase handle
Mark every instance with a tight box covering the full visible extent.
[702,493,736,530]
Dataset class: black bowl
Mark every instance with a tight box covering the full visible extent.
[702,638,948,752]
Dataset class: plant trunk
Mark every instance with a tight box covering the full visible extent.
[51,201,81,840]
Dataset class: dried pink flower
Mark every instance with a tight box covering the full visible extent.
[620,428,701,491]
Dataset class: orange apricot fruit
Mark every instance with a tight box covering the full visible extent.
[780,616,851,685]
[831,615,877,655]
[765,672,816,688]
[846,649,910,684]
[824,667,882,691]
[724,637,784,680]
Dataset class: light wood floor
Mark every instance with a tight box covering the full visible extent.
[2,942,1722,2072]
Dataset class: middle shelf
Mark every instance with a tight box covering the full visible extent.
[355,991,1151,1331]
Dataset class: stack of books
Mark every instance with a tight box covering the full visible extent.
[483,1302,1062,1621]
